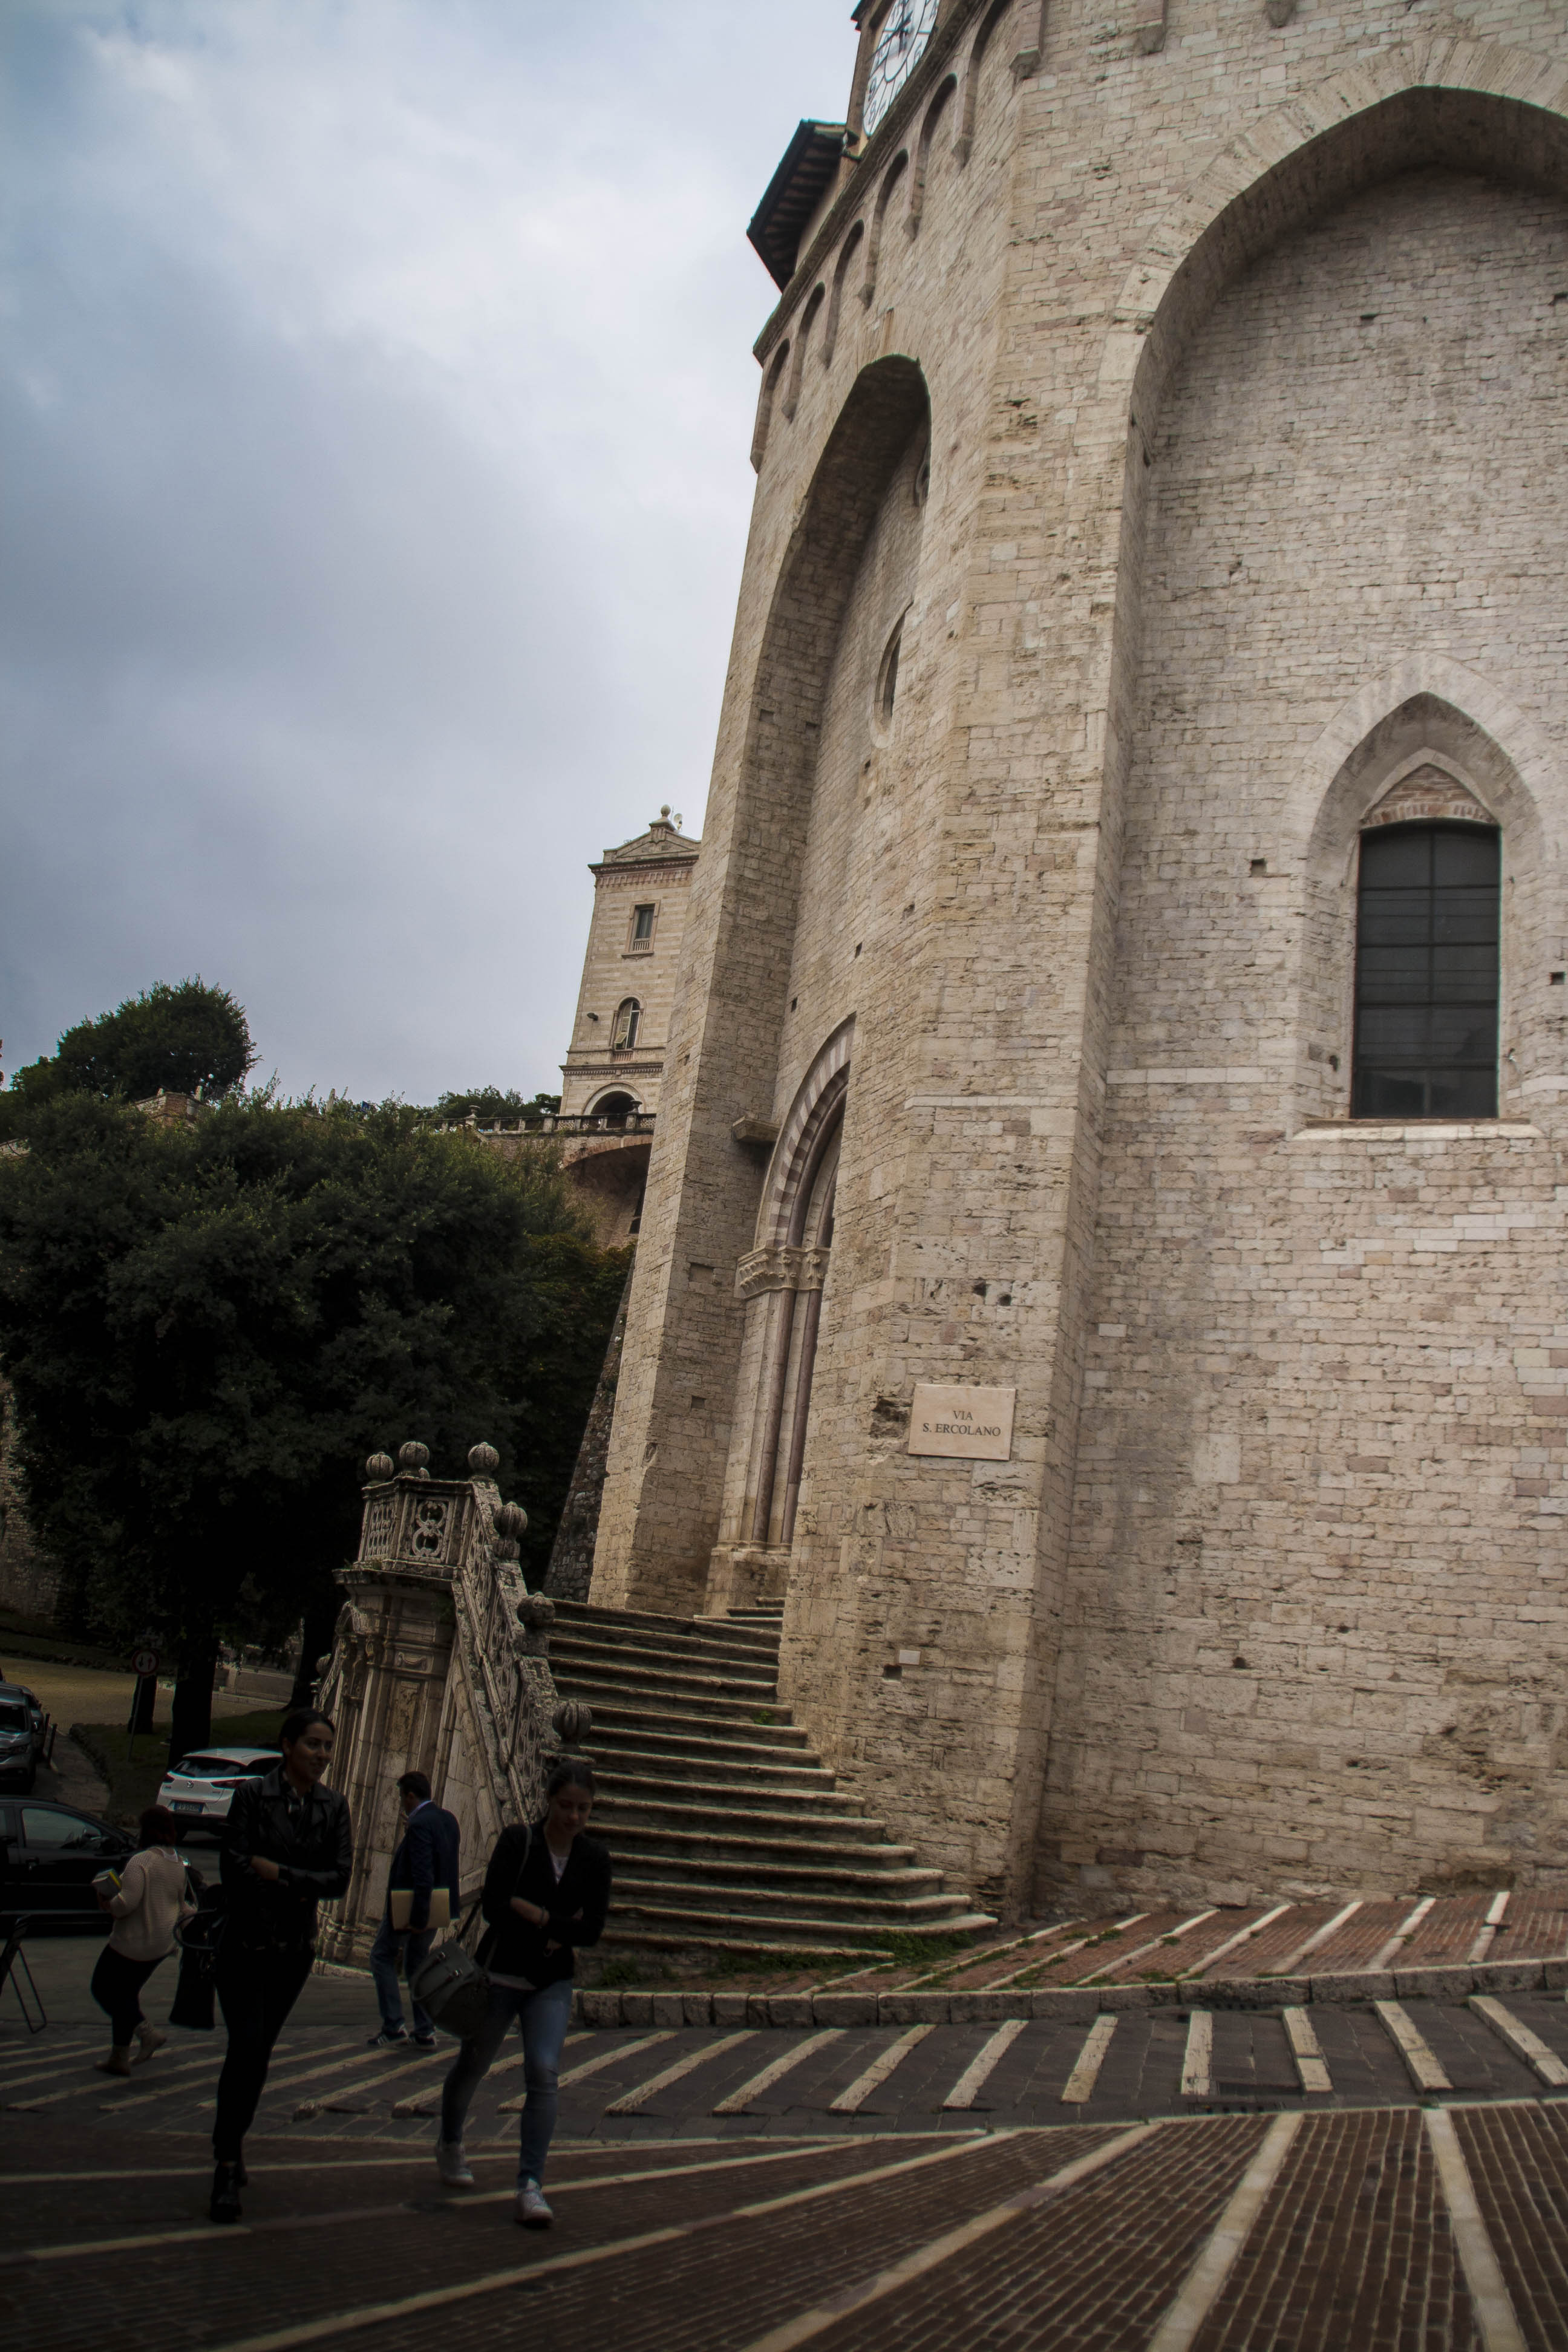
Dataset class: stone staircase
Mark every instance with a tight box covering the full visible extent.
[549,1598,995,1962]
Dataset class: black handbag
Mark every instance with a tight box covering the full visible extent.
[413,1826,534,2039]
[169,1879,226,2030]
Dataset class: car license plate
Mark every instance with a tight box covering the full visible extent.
[172,1801,204,1812]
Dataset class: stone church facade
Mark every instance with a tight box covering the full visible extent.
[589,0,1568,1920]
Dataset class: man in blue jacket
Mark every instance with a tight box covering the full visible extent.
[368,1771,461,2049]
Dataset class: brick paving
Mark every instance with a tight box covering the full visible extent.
[1190,2109,1477,2351]
[7,1982,1568,2351]
[1451,2103,1568,2351]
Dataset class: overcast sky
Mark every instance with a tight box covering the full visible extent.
[1,0,852,1102]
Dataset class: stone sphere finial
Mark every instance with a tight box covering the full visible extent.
[468,1442,500,1475]
[552,1699,592,1748]
[493,1500,528,1541]
[659,804,670,819]
[397,1440,431,1477]
[365,1450,395,1481]
[516,1592,554,1653]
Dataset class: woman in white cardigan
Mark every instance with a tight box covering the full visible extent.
[93,1805,195,2076]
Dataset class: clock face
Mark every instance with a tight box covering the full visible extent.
[861,0,939,140]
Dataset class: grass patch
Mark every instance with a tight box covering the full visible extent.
[867,1929,975,1973]
[749,1710,777,1726]
[71,1706,287,1829]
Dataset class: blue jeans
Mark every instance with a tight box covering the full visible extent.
[440,1976,575,2187]
[369,1914,436,2037]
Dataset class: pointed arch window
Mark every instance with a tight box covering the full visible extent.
[611,998,641,1052]
[1353,822,1500,1118]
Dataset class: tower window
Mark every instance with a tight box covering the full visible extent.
[629,903,656,952]
[611,999,641,1052]
[1352,822,1500,1119]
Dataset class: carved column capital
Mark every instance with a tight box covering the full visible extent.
[736,1243,832,1299]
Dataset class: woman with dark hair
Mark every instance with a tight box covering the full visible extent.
[209,1708,352,2224]
[91,1804,194,2076]
[436,1758,610,2226]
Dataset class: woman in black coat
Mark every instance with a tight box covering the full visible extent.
[210,1707,353,2223]
[436,1759,610,2227]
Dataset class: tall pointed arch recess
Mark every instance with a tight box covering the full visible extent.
[733,1021,854,1565]
[593,365,926,1619]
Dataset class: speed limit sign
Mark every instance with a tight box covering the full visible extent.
[131,1647,160,1678]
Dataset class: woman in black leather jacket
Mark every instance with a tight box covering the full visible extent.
[210,1707,352,2223]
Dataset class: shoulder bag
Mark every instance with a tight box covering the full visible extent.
[411,1826,532,2040]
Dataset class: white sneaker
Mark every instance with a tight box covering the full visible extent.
[514,2178,552,2229]
[435,2135,474,2188]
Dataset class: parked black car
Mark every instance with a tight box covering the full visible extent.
[0,1796,134,1922]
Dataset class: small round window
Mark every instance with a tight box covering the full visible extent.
[873,612,905,742]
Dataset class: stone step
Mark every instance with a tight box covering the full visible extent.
[590,1792,895,1845]
[557,1693,808,1749]
[606,1896,993,1949]
[613,1871,973,1926]
[595,1924,869,1961]
[585,1739,839,1790]
[552,1658,783,1715]
[553,1598,779,1664]
[550,1626,779,1692]
[591,1765,862,1819]
[603,1847,946,1899]
[597,1820,921,1871]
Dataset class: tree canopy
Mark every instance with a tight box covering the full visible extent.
[5,979,255,1123]
[430,1087,561,1126]
[0,1092,626,1755]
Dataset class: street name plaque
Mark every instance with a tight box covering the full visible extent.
[907,1383,1016,1462]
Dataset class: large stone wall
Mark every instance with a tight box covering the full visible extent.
[1041,161,1568,1903]
[592,0,1568,1913]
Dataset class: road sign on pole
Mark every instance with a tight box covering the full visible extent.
[131,1647,160,1679]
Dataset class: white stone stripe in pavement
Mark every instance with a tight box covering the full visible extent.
[1180,2012,1214,2099]
[1,2138,848,2265]
[714,2030,843,2115]
[1266,1899,1362,1978]
[1144,2112,1302,2352]
[1469,1995,1568,2086]
[917,1920,1086,1991]
[1060,2014,1117,2104]
[492,2030,671,2112]
[941,2018,1027,2111]
[1024,1913,1149,1983]
[0,2035,101,2088]
[1186,1903,1292,1979]
[604,2030,754,2115]
[1373,1999,1452,2092]
[829,2024,932,2114]
[1423,2108,1527,2352]
[1370,1895,1437,1973]
[730,2123,1158,2352]
[1281,2007,1332,2094]
[1467,1892,1511,1966]
[199,2130,1014,2352]
[10,2047,226,2109]
[1079,1910,1216,1985]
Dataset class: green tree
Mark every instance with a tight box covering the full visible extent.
[6,979,255,1119]
[0,1093,621,1760]
[430,1088,561,1126]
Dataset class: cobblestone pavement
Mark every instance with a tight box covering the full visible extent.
[5,1998,1567,2348]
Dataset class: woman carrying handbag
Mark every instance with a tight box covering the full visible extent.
[436,1759,610,2225]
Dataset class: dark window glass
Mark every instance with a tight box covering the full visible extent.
[1353,822,1499,1118]
[632,904,655,943]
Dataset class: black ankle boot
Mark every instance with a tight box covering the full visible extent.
[210,2161,243,2224]
[235,2160,248,2189]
